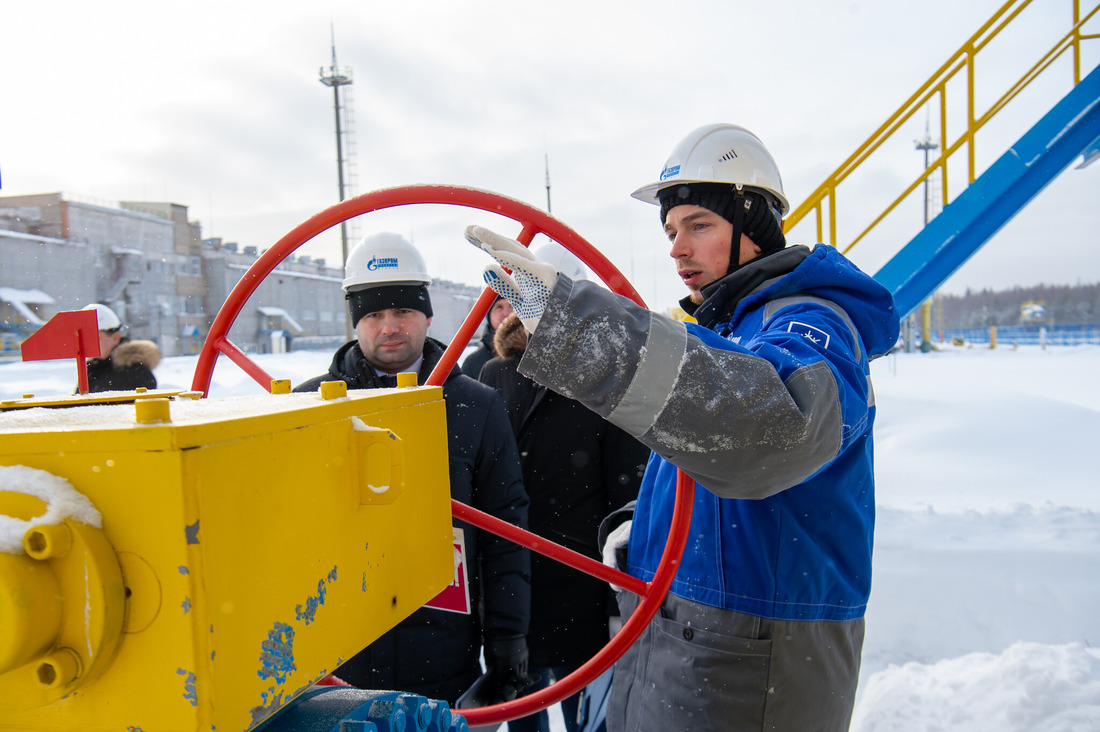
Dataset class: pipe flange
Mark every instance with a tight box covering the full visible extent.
[0,468,125,710]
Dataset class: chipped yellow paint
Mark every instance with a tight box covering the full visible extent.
[0,387,453,731]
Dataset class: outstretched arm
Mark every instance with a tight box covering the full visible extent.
[465,226,862,500]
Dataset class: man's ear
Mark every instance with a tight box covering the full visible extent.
[426,316,433,328]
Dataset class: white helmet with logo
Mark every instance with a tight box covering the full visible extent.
[342,232,432,293]
[631,124,789,216]
[81,303,122,332]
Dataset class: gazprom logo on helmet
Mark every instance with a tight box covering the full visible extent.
[659,164,681,181]
[366,256,400,272]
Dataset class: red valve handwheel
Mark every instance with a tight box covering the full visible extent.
[190,185,694,726]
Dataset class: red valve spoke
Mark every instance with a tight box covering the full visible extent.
[450,499,649,597]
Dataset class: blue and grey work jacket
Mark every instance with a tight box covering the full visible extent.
[519,244,900,622]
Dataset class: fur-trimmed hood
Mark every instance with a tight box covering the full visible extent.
[111,340,162,370]
[492,313,528,360]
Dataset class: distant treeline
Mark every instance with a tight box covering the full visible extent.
[934,282,1100,329]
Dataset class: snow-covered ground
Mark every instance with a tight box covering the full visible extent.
[2,344,1098,730]
[857,345,1100,731]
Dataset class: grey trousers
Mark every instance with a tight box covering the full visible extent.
[607,592,864,731]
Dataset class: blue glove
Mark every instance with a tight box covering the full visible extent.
[464,225,559,332]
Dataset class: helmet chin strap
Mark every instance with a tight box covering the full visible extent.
[726,190,749,275]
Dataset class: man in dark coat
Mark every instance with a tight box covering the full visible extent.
[480,312,648,732]
[81,303,160,392]
[294,232,531,706]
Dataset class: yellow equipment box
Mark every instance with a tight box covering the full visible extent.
[0,384,454,731]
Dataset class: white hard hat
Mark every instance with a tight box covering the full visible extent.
[533,243,588,281]
[342,232,432,293]
[631,124,789,216]
[81,303,122,331]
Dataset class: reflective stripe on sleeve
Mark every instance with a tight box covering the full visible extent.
[608,314,688,436]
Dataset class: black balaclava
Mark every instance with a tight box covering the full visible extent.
[346,283,433,327]
[658,183,786,274]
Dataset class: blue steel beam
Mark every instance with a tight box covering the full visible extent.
[875,64,1100,318]
[1077,136,1100,169]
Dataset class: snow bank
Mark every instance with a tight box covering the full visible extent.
[851,641,1100,732]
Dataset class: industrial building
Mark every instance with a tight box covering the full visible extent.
[0,192,483,359]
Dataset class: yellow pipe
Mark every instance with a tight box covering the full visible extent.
[921,301,934,353]
[23,522,72,560]
[0,553,62,676]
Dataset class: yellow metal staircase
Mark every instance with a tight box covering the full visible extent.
[783,0,1100,317]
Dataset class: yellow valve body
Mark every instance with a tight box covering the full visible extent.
[0,386,453,731]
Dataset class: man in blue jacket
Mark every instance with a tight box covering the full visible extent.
[464,124,900,731]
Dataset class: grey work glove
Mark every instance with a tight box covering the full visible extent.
[485,634,533,702]
[464,225,559,332]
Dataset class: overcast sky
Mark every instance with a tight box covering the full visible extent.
[2,0,1097,311]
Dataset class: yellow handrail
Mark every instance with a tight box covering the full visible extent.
[784,0,1100,256]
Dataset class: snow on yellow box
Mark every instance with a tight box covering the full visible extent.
[0,382,453,731]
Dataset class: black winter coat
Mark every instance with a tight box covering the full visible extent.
[295,337,530,704]
[479,315,648,667]
[85,339,160,392]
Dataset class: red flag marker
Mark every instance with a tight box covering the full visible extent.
[20,310,102,394]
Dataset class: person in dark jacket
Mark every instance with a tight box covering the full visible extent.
[480,310,647,732]
[293,232,532,706]
[81,303,160,392]
[460,294,513,378]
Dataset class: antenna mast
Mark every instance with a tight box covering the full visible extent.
[319,24,355,338]
[545,149,552,213]
[320,26,355,264]
[913,108,940,354]
[914,112,939,226]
